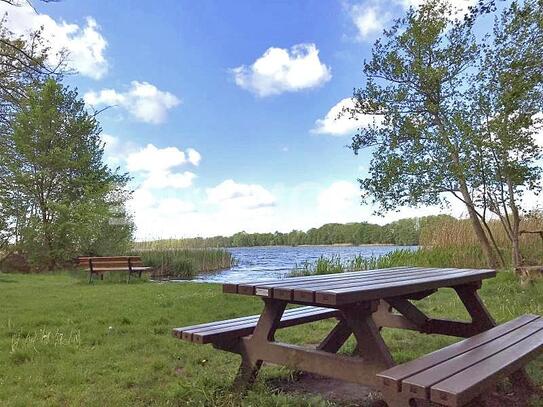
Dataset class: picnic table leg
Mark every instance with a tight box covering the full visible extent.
[454,283,496,333]
[317,318,352,353]
[340,301,395,370]
[233,298,287,391]
[455,283,534,389]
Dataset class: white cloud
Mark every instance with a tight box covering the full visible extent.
[349,4,389,41]
[318,181,360,214]
[207,180,276,209]
[84,81,180,124]
[231,43,332,97]
[125,144,200,190]
[126,144,191,173]
[186,148,202,166]
[142,171,196,190]
[0,3,108,79]
[313,97,382,136]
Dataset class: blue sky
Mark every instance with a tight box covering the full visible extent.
[1,0,479,239]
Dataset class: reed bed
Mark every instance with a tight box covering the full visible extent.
[291,246,498,276]
[420,214,543,266]
[132,243,233,279]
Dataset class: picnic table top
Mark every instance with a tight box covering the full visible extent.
[223,266,496,306]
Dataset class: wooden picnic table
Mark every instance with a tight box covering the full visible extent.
[221,266,497,389]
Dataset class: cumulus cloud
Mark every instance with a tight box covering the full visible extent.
[349,3,389,41]
[126,144,197,173]
[84,81,180,124]
[207,180,276,209]
[231,43,332,97]
[312,97,382,136]
[125,144,200,190]
[0,3,108,79]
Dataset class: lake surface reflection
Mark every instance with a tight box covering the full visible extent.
[189,245,417,283]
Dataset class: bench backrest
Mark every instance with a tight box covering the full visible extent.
[77,256,144,270]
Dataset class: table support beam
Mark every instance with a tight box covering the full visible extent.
[316,319,352,353]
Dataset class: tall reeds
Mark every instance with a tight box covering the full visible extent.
[132,241,233,279]
[420,215,543,266]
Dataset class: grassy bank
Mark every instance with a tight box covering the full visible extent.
[2,271,543,406]
[291,246,492,277]
[132,245,233,279]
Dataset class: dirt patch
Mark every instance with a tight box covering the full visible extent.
[269,372,380,406]
[269,372,542,406]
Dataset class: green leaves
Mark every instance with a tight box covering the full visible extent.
[0,79,134,270]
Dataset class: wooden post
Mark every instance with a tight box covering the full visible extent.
[88,258,94,284]
[127,257,132,283]
[340,301,395,370]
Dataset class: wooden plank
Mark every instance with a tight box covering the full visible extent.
[254,267,420,291]
[191,307,339,344]
[404,318,543,399]
[377,315,540,392]
[78,256,141,261]
[226,266,413,295]
[315,269,495,306]
[172,306,337,341]
[430,328,543,406]
[178,306,324,337]
[251,267,436,298]
[85,261,131,267]
[271,267,437,300]
[287,268,452,302]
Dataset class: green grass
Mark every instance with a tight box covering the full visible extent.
[290,246,495,277]
[2,271,543,406]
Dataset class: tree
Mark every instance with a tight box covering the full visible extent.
[472,0,543,267]
[0,79,133,270]
[349,0,504,267]
[349,0,543,268]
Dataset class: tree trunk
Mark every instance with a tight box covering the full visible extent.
[507,179,523,268]
[459,183,500,269]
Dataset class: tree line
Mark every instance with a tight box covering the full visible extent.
[154,215,453,248]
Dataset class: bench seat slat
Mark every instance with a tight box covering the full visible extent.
[377,314,539,391]
[186,307,336,338]
[403,318,543,399]
[378,315,543,407]
[179,306,323,337]
[173,306,340,345]
[431,328,543,406]
[172,306,325,341]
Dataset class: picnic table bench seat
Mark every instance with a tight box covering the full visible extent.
[77,256,151,283]
[173,305,341,345]
[378,314,543,406]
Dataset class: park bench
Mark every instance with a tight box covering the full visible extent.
[173,305,340,346]
[77,256,151,283]
[377,314,543,406]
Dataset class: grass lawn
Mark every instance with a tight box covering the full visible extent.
[2,271,543,406]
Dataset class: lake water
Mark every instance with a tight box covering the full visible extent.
[191,245,418,283]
